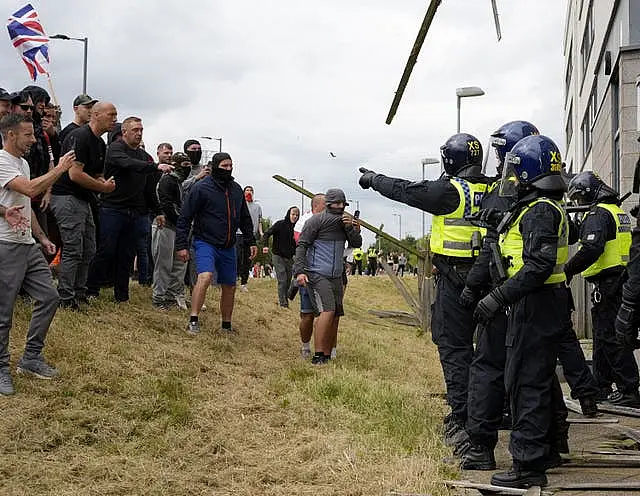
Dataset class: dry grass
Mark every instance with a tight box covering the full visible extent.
[1,275,457,496]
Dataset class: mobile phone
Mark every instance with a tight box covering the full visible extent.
[67,136,77,155]
[354,210,360,219]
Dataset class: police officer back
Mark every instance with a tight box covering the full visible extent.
[566,172,640,407]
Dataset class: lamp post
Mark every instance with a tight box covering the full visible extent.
[347,199,360,211]
[50,34,88,94]
[393,213,402,239]
[288,178,305,213]
[200,136,222,152]
[456,86,485,133]
[420,157,439,241]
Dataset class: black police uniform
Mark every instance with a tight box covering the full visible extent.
[493,193,570,476]
[365,172,490,426]
[566,204,640,397]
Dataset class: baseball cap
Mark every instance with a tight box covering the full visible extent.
[325,188,349,206]
[73,94,98,107]
[0,88,15,101]
[171,152,190,165]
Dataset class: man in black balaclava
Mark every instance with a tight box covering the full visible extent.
[152,152,191,310]
[182,139,207,196]
[176,152,257,335]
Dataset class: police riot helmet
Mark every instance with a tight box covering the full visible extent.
[440,133,483,176]
[490,120,539,172]
[500,135,566,197]
[568,171,619,205]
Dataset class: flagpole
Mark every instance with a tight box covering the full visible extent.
[46,75,59,107]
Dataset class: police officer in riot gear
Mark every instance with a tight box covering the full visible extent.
[473,135,570,488]
[616,198,640,352]
[461,123,599,471]
[359,133,491,450]
[460,121,538,470]
[566,172,640,407]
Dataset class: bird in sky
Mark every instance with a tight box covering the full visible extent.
[329,152,336,158]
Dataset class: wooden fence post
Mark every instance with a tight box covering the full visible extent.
[418,247,434,334]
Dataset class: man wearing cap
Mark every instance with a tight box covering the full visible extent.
[59,94,97,145]
[293,188,362,364]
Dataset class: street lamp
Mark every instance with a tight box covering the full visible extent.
[347,199,360,211]
[420,157,439,241]
[200,136,222,152]
[393,213,402,239]
[456,86,485,133]
[50,34,88,94]
[288,178,305,213]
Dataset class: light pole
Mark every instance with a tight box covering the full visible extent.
[456,86,485,133]
[50,34,88,94]
[347,199,360,211]
[288,178,305,213]
[420,157,439,241]
[200,136,222,152]
[393,213,402,239]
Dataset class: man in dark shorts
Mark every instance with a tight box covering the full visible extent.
[293,188,361,364]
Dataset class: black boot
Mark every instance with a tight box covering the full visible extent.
[443,415,466,446]
[491,465,547,489]
[460,444,496,470]
[579,396,598,417]
[604,390,640,408]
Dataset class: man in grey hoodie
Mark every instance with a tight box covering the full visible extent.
[293,188,361,364]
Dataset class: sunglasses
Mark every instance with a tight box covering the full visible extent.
[19,104,33,111]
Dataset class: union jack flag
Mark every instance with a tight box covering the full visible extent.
[6,4,50,81]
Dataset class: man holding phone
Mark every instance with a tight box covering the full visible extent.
[50,101,118,309]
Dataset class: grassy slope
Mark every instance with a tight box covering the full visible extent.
[1,276,456,496]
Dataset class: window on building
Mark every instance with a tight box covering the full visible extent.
[566,104,573,148]
[580,5,594,78]
[590,80,598,122]
[581,104,592,160]
[612,73,620,191]
[565,47,573,101]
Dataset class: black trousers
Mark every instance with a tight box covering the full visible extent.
[506,286,569,469]
[592,277,640,395]
[351,259,363,275]
[557,314,599,400]
[367,258,377,276]
[431,272,475,421]
[466,311,507,449]
[236,234,251,285]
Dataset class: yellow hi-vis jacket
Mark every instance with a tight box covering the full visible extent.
[499,198,568,284]
[582,203,632,278]
[430,178,487,258]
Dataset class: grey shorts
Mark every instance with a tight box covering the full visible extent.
[308,274,344,316]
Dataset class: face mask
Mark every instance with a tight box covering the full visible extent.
[327,205,344,215]
[245,191,253,202]
[175,167,190,182]
[213,167,233,183]
[186,150,202,165]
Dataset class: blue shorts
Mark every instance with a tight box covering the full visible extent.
[193,239,237,286]
[299,286,315,314]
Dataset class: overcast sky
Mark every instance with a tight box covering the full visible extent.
[2,0,567,248]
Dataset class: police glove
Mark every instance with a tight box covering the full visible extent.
[474,288,506,324]
[459,286,479,309]
[615,302,640,349]
[358,167,377,190]
[478,208,504,228]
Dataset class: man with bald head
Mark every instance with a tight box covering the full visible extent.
[50,101,117,309]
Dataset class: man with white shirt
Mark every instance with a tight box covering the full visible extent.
[0,113,75,395]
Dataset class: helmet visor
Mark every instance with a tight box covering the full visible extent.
[499,152,520,197]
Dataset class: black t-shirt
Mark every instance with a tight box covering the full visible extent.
[58,122,80,146]
[52,124,106,201]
